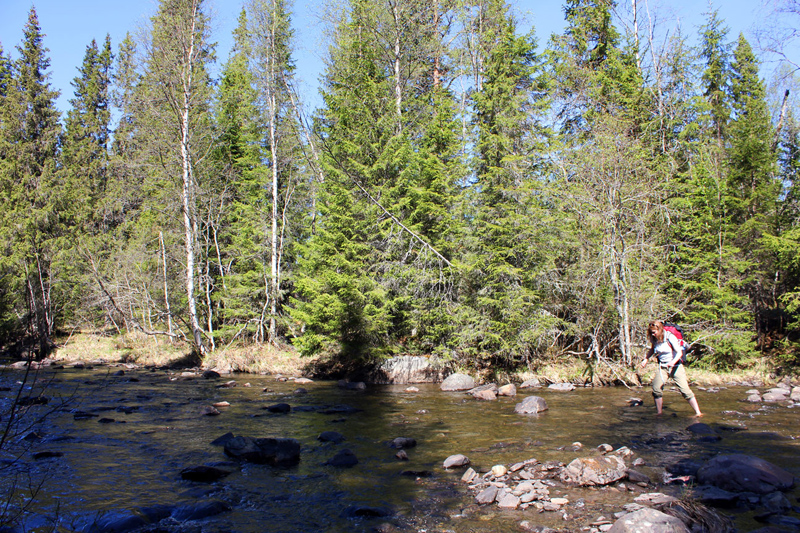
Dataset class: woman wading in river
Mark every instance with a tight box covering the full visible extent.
[640,320,703,417]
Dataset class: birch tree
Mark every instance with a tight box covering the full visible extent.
[137,0,215,355]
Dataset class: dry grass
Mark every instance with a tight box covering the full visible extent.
[52,332,312,375]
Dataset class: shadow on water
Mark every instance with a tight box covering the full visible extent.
[1,366,798,532]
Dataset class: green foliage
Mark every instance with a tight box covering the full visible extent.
[0,8,63,351]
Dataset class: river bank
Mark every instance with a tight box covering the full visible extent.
[49,332,790,389]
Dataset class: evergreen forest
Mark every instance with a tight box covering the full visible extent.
[2,0,800,374]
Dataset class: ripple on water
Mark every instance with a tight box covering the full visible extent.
[0,368,798,532]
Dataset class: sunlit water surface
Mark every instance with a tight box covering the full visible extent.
[1,365,798,532]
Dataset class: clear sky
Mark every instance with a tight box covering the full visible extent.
[0,0,786,116]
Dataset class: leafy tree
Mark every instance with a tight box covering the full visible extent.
[134,0,216,355]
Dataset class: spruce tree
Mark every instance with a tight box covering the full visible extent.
[459,0,551,366]
[0,8,62,353]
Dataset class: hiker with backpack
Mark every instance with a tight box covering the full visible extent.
[640,320,703,417]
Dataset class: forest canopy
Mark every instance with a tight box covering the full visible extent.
[1,0,800,373]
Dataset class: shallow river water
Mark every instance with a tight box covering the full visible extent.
[1,364,799,533]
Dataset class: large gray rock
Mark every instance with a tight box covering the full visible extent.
[443,454,470,468]
[607,508,689,532]
[223,436,300,466]
[548,383,576,391]
[519,378,541,388]
[370,356,447,384]
[441,373,475,391]
[514,396,548,414]
[561,455,627,486]
[696,454,795,494]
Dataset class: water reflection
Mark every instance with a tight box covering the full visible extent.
[1,366,798,532]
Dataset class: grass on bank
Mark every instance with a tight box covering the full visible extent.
[50,332,788,386]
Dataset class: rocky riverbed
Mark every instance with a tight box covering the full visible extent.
[0,360,798,532]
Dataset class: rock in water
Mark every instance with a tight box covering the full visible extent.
[514,396,548,414]
[607,508,689,532]
[696,454,795,494]
[223,436,300,466]
[441,373,475,391]
[324,449,358,467]
[561,455,628,486]
[443,454,470,468]
[180,465,231,482]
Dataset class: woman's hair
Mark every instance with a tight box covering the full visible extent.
[647,320,665,344]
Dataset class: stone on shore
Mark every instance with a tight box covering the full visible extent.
[514,396,548,414]
[519,378,541,388]
[548,383,576,391]
[441,373,475,391]
[370,355,447,384]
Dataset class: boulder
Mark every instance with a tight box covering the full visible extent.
[370,355,447,384]
[561,455,627,486]
[171,500,231,521]
[82,511,149,533]
[607,508,689,533]
[472,389,497,401]
[791,387,800,401]
[497,493,520,509]
[469,383,498,394]
[548,383,576,391]
[265,403,291,414]
[443,454,470,468]
[318,431,345,444]
[223,436,301,466]
[519,378,541,388]
[180,465,232,482]
[389,437,417,449]
[294,377,313,384]
[441,373,475,391]
[762,390,788,402]
[476,486,499,504]
[696,454,795,494]
[514,396,548,414]
[324,448,358,467]
[498,384,517,397]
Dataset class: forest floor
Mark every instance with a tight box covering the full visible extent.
[50,331,789,387]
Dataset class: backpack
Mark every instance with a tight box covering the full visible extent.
[662,322,689,365]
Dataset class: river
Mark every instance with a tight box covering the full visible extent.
[1,364,798,532]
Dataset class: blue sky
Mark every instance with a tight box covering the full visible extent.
[0,0,784,116]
